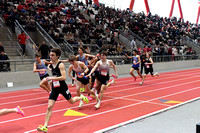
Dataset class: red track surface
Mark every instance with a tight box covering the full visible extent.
[1,68,200,133]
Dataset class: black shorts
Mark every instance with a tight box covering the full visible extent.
[40,73,49,80]
[97,74,110,85]
[77,77,89,85]
[91,70,99,83]
[145,67,154,75]
[49,82,71,101]
[132,66,139,70]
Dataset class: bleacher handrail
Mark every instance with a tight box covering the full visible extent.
[15,20,37,58]
[63,40,74,55]
[36,22,61,50]
[15,20,38,49]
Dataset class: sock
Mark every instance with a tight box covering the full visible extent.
[110,80,114,84]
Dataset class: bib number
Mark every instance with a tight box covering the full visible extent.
[101,70,107,76]
[53,80,60,88]
[39,71,45,74]
[133,60,136,64]
[77,73,83,78]
[146,65,150,68]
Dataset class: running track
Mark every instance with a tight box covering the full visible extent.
[1,68,200,133]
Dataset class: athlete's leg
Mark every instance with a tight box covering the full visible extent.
[40,79,50,93]
[130,68,136,81]
[95,84,106,109]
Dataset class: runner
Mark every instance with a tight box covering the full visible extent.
[37,48,89,133]
[68,55,99,108]
[86,51,118,109]
[76,47,95,66]
[33,53,52,93]
[0,106,25,117]
[125,50,144,82]
[140,53,159,85]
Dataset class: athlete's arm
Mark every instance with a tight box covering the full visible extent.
[136,55,141,64]
[146,58,153,65]
[85,54,95,58]
[125,53,133,59]
[59,59,69,63]
[86,61,100,77]
[43,60,53,65]
[109,60,118,78]
[33,62,46,73]
[68,65,77,81]
[79,62,89,76]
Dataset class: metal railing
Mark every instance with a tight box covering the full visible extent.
[0,54,199,72]
[15,20,37,58]
[36,22,61,49]
[62,40,74,56]
[6,28,13,47]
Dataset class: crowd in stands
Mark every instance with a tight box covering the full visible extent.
[0,0,199,58]
[83,3,199,56]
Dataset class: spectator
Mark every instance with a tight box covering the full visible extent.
[131,39,137,50]
[17,31,27,56]
[0,51,11,72]
[38,41,50,59]
[85,46,90,54]
[0,42,4,53]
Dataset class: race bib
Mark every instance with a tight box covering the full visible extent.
[39,71,45,74]
[101,70,107,76]
[77,73,83,78]
[53,80,60,88]
[133,60,136,64]
[146,65,150,68]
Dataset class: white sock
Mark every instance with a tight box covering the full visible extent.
[110,80,114,84]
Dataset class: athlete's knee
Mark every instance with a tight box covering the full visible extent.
[47,104,54,111]
[39,83,44,88]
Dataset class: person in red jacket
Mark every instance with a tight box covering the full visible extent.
[17,31,27,56]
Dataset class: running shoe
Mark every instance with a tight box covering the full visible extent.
[95,94,100,102]
[37,125,48,132]
[139,82,143,85]
[78,101,84,108]
[57,94,61,101]
[134,77,137,81]
[94,102,100,109]
[111,79,117,85]
[71,84,74,87]
[156,72,159,77]
[81,95,89,103]
[80,88,85,92]
[16,106,25,117]
[87,96,93,101]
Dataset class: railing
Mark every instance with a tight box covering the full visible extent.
[15,20,37,58]
[108,54,199,65]
[36,22,61,49]
[181,36,200,54]
[0,54,199,72]
[0,16,4,28]
[6,28,13,47]
[16,42,23,56]
[62,40,74,56]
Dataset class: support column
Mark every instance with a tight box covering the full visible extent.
[129,0,135,11]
